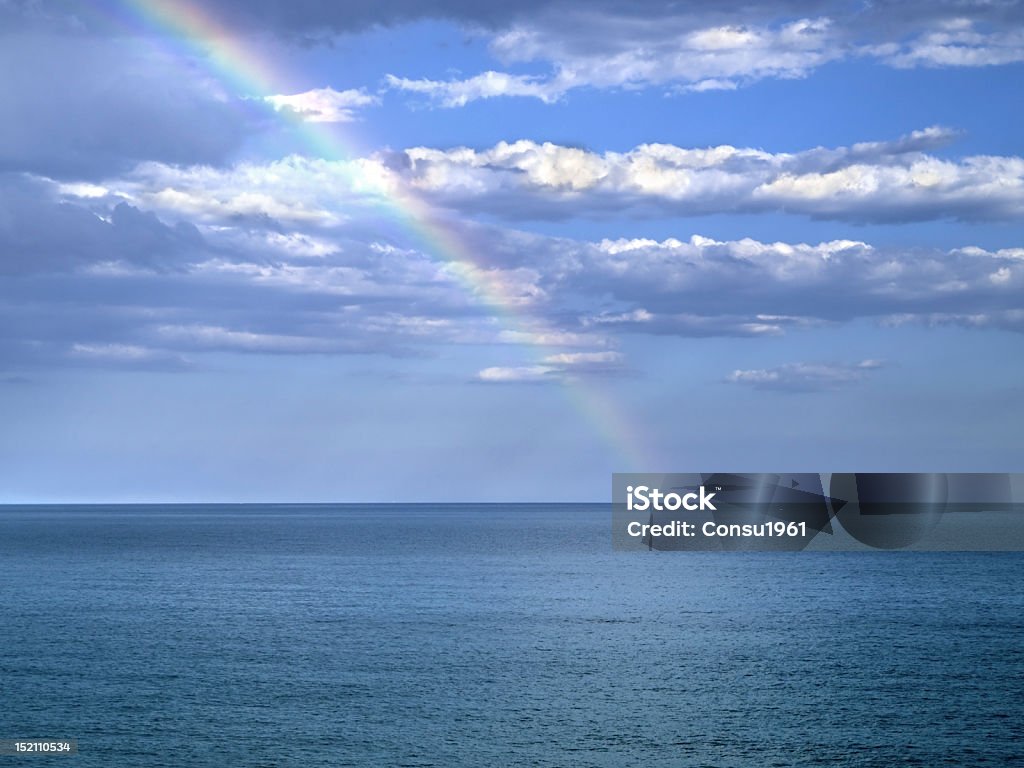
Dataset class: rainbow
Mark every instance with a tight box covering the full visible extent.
[101,0,653,471]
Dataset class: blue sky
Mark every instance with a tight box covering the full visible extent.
[1,0,1022,501]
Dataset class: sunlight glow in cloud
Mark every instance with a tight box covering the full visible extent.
[262,87,379,122]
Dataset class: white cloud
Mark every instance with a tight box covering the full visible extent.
[395,17,840,106]
[392,132,1024,222]
[680,78,739,93]
[262,87,378,122]
[477,350,625,383]
[86,128,1023,229]
[571,232,1024,336]
[7,170,1024,379]
[154,324,333,353]
[497,329,610,348]
[69,343,188,369]
[991,267,1013,284]
[954,245,1024,261]
[262,232,338,258]
[385,72,564,107]
[383,11,1024,107]
[881,19,1024,68]
[582,311,818,338]
[71,343,166,361]
[593,235,872,284]
[882,310,1024,333]
[477,365,556,383]
[728,360,884,390]
[57,182,111,199]
[111,155,398,225]
[541,351,622,366]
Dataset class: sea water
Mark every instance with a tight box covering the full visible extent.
[1,504,1021,767]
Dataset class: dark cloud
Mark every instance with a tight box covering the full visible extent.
[0,36,253,177]
[0,0,552,37]
[0,175,204,275]
[851,0,1024,30]
[4,1,1020,39]
[0,177,500,371]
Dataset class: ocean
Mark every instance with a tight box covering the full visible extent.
[1,504,1021,767]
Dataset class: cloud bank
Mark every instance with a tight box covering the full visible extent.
[93,129,1024,225]
[3,171,1022,382]
[388,10,1024,105]
[394,129,1024,222]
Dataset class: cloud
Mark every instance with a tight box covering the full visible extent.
[153,324,339,353]
[574,234,1024,332]
[476,365,558,383]
[477,16,838,104]
[7,1,1022,39]
[389,17,844,106]
[880,19,1024,69]
[681,78,739,93]
[0,36,251,177]
[476,350,625,383]
[497,329,610,348]
[727,360,884,391]
[39,152,1024,330]
[0,0,559,38]
[262,87,378,122]
[541,351,622,367]
[69,342,191,370]
[385,72,563,107]
[4,168,1024,379]
[881,310,1024,333]
[11,2,1022,113]
[581,309,823,338]
[0,174,569,371]
[103,155,403,226]
[387,130,1024,223]
[0,175,204,275]
[10,0,1024,75]
[4,0,790,38]
[96,128,1020,226]
[384,8,1024,106]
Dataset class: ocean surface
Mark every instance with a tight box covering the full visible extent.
[1,504,1021,767]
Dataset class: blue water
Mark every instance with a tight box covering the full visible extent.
[1,504,1021,767]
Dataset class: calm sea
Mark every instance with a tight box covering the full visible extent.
[1,504,1021,767]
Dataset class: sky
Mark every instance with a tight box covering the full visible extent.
[1,0,1022,502]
